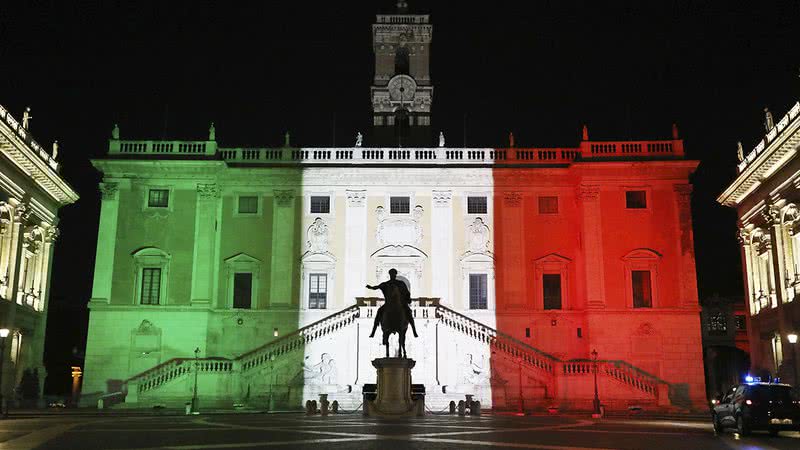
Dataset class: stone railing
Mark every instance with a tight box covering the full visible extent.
[238,304,361,373]
[0,104,59,171]
[561,359,666,396]
[109,139,217,156]
[127,357,233,395]
[738,102,800,173]
[435,305,558,375]
[580,139,682,158]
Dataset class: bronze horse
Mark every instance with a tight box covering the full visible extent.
[379,282,410,358]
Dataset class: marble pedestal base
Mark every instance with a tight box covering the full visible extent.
[364,358,424,417]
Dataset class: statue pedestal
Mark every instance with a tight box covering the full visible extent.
[365,358,424,417]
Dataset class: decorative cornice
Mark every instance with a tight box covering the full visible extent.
[762,204,781,225]
[577,185,600,201]
[273,189,295,207]
[345,190,366,207]
[13,201,31,224]
[99,182,119,200]
[197,183,220,200]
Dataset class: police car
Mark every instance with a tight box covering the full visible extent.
[711,377,800,436]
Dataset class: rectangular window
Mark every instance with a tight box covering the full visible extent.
[467,196,487,214]
[625,190,647,209]
[632,270,652,308]
[525,327,530,338]
[708,312,727,335]
[233,272,252,309]
[538,196,559,214]
[374,116,384,126]
[238,196,258,214]
[390,196,410,214]
[148,189,169,208]
[469,274,488,309]
[387,115,395,126]
[309,273,327,309]
[310,196,331,214]
[542,274,562,310]
[735,315,746,330]
[140,268,161,305]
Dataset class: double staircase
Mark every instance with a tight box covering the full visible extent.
[123,303,671,410]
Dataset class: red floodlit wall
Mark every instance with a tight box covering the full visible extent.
[490,148,706,410]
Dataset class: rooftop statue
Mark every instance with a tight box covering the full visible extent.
[438,131,445,147]
[509,131,515,148]
[51,140,58,160]
[737,141,744,162]
[208,122,215,141]
[366,268,418,358]
[765,107,775,131]
[582,124,589,141]
[356,132,363,147]
[284,131,291,147]
[111,124,120,140]
[22,107,32,130]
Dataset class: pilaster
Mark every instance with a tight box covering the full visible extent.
[269,189,297,306]
[344,190,367,305]
[578,185,605,308]
[431,190,453,304]
[500,191,524,309]
[191,183,219,306]
[674,184,699,308]
[90,183,119,304]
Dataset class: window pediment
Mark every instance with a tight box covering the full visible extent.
[621,248,662,262]
[534,253,571,266]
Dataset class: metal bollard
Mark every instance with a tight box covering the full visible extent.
[471,401,481,416]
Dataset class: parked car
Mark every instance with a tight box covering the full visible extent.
[711,382,800,436]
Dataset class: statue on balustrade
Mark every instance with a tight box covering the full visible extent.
[366,268,418,358]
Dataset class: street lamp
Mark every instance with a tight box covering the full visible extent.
[788,333,799,387]
[191,347,200,413]
[0,328,10,419]
[591,349,601,417]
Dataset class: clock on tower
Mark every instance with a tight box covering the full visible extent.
[370,1,433,145]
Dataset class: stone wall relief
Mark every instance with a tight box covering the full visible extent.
[306,218,331,255]
[465,217,491,255]
[375,204,424,247]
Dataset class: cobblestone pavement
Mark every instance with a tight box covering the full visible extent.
[0,412,798,449]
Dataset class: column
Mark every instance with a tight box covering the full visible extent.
[577,185,605,308]
[190,184,219,306]
[764,205,787,307]
[738,227,761,369]
[501,191,524,309]
[270,189,296,306]
[344,190,367,305]
[674,184,699,308]
[90,183,119,304]
[7,201,30,308]
[431,191,453,304]
[0,201,12,298]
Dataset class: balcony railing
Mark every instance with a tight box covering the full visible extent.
[0,104,60,172]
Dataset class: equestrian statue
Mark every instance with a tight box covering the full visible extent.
[366,268,419,358]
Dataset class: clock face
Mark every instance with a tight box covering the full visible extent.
[388,75,416,102]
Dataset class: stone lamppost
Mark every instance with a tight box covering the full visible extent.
[592,349,601,416]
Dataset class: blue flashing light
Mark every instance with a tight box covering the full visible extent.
[745,375,755,383]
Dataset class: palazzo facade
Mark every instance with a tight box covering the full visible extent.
[719,100,800,386]
[82,4,706,411]
[0,104,78,405]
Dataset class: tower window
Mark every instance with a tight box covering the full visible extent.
[395,46,410,75]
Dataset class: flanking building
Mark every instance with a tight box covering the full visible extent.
[82,3,706,411]
[718,101,800,386]
[0,104,79,407]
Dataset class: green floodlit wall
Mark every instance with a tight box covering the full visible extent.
[82,163,306,408]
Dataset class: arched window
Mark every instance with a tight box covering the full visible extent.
[132,247,171,305]
[395,46,410,75]
[621,248,661,308]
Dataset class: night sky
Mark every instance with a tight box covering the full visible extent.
[2,1,799,394]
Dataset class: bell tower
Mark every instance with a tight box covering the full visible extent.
[371,1,433,146]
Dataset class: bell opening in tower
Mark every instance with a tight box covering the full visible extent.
[395,46,410,76]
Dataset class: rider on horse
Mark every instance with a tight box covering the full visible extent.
[366,268,419,338]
